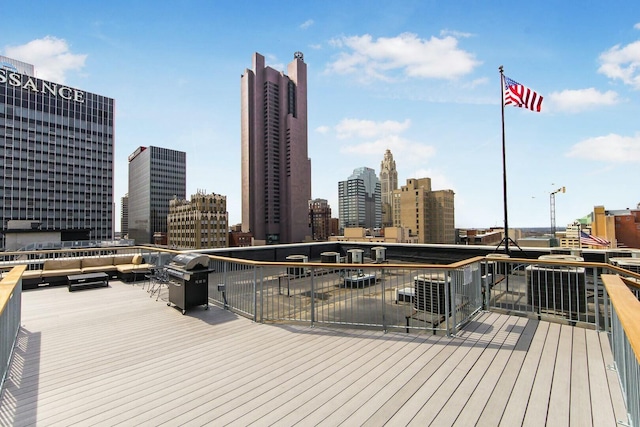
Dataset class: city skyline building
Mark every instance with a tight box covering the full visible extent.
[308,198,332,241]
[431,189,456,244]
[338,167,382,232]
[0,56,114,248]
[167,191,228,249]
[127,146,186,245]
[393,178,455,244]
[0,56,34,76]
[121,193,128,237]
[240,51,311,244]
[380,149,398,228]
[610,204,640,248]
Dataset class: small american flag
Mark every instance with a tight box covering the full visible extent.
[580,231,610,247]
[503,75,543,112]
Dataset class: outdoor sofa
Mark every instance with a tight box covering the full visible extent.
[21,254,153,289]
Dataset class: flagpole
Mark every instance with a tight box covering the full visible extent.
[499,65,510,256]
[578,228,583,250]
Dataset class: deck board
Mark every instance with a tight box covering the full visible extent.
[586,330,616,426]
[570,327,592,426]
[355,313,503,426]
[546,324,573,425]
[267,334,441,426]
[522,322,560,426]
[403,315,516,426]
[496,321,550,427]
[0,281,628,427]
[431,316,529,426]
[454,317,537,426]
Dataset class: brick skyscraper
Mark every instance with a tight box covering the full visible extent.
[241,52,311,244]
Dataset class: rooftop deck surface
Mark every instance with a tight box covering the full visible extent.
[0,280,628,426]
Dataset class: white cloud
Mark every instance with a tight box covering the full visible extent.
[340,134,436,166]
[335,118,411,139]
[439,29,474,38]
[598,38,640,89]
[4,36,87,84]
[326,118,436,171]
[635,23,640,30]
[547,88,619,112]
[566,133,640,163]
[300,19,314,30]
[325,32,480,82]
[315,125,330,134]
[461,77,489,89]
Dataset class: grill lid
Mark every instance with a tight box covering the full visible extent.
[168,253,210,271]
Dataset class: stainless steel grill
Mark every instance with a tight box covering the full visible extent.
[166,253,210,272]
[165,253,213,314]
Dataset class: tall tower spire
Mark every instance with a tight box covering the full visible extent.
[380,149,398,227]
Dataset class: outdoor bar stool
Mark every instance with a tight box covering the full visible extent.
[143,266,160,291]
[148,268,169,301]
[145,267,159,293]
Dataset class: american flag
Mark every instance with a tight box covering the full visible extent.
[503,75,543,112]
[580,231,610,247]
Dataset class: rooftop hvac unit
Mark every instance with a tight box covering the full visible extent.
[525,265,587,314]
[605,249,640,263]
[320,251,340,263]
[538,254,584,262]
[550,247,583,257]
[609,257,640,274]
[414,273,453,315]
[485,253,510,276]
[347,249,364,264]
[286,255,308,278]
[371,246,386,263]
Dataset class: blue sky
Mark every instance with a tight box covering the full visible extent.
[3,1,640,231]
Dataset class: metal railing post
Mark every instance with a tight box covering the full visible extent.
[223,261,228,309]
[593,267,600,330]
[252,267,258,322]
[453,270,459,333]
[603,275,610,333]
[310,267,315,327]
[381,268,387,333]
[445,270,452,337]
[1,270,23,394]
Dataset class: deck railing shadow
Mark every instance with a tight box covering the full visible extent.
[1,246,639,425]
[0,327,41,426]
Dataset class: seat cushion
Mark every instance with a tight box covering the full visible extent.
[43,258,82,271]
[113,255,135,265]
[82,265,118,274]
[21,270,42,280]
[116,263,153,274]
[82,256,115,268]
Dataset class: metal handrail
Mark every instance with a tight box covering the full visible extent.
[602,274,639,427]
[0,266,25,393]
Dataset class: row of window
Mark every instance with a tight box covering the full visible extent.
[1,93,113,118]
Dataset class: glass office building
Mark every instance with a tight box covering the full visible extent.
[0,57,114,248]
[127,146,186,245]
[338,167,382,232]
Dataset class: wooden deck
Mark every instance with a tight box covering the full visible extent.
[0,280,628,426]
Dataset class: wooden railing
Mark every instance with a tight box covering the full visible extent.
[602,274,640,426]
[0,265,26,392]
[2,246,639,425]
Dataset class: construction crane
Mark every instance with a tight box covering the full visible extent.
[550,186,566,239]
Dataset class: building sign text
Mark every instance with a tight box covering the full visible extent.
[0,69,85,103]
